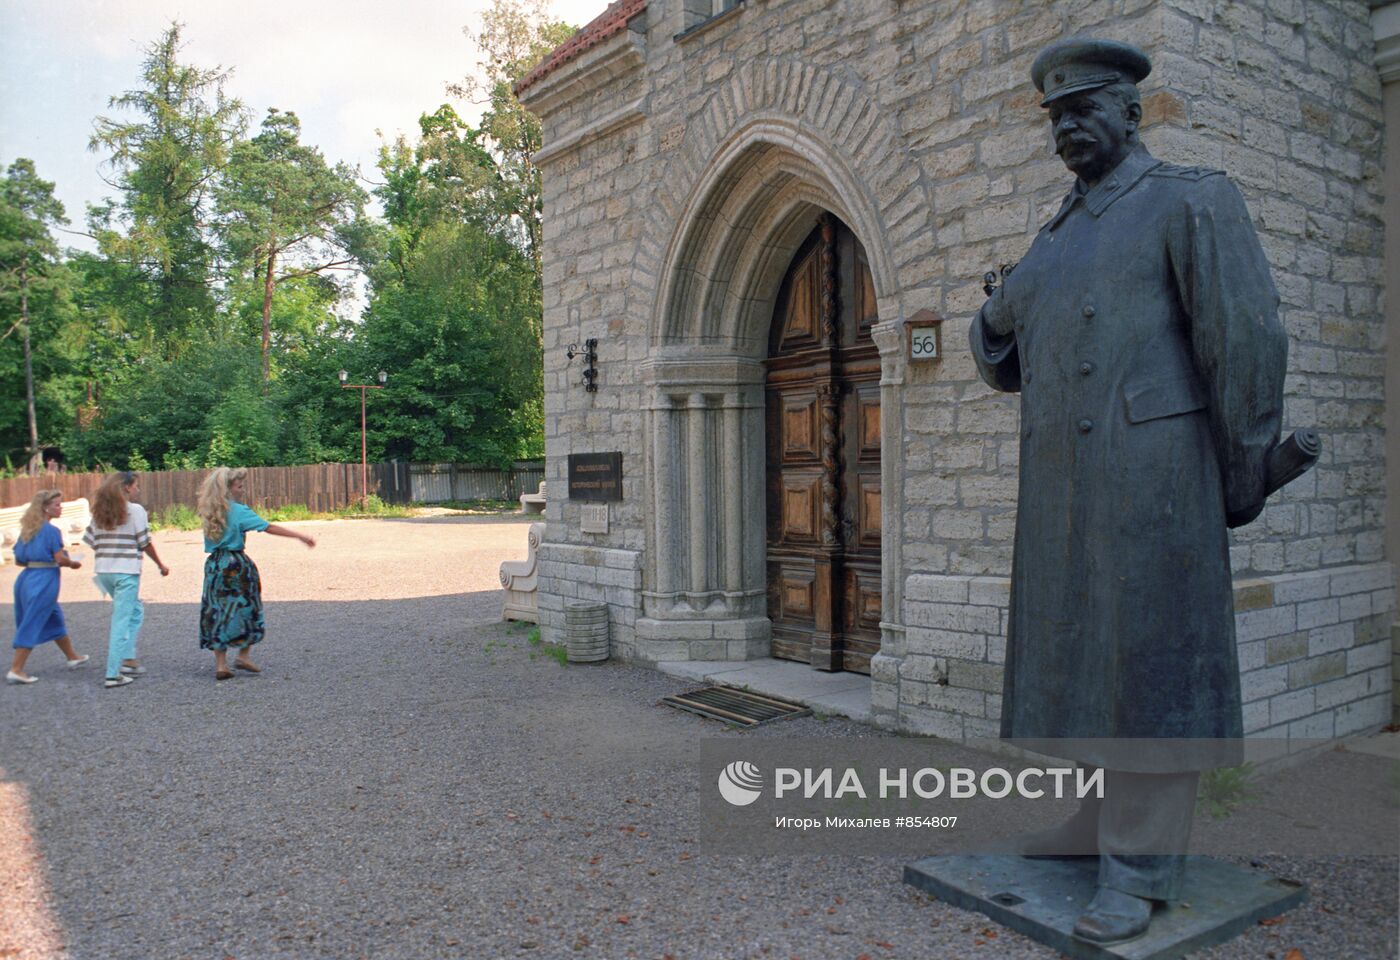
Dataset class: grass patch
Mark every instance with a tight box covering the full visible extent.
[334,494,415,519]
[148,503,201,531]
[263,503,328,522]
[152,496,415,530]
[430,498,520,515]
[523,625,566,665]
[1198,763,1256,820]
[262,496,417,523]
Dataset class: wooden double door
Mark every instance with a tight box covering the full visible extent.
[765,215,882,674]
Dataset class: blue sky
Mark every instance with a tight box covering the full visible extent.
[0,0,605,251]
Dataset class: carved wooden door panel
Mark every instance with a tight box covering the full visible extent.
[765,215,881,673]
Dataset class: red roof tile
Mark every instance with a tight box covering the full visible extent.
[515,0,647,96]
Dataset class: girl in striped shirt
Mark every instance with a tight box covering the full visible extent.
[84,471,169,688]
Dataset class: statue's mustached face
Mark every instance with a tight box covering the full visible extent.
[1048,89,1135,185]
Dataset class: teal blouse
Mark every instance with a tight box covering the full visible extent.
[204,502,270,552]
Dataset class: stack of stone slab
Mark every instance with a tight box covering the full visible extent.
[563,601,609,663]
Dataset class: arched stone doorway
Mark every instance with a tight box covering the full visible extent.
[765,214,882,673]
[635,129,909,678]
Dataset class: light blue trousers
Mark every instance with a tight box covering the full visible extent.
[95,573,143,679]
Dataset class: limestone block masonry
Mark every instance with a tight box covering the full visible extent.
[895,565,1395,742]
[538,544,643,661]
[519,0,1393,744]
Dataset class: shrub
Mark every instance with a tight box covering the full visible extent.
[334,494,413,518]
[149,503,201,531]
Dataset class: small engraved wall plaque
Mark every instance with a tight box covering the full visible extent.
[568,452,623,501]
[581,503,609,534]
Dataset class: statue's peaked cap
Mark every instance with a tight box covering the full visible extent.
[1031,38,1151,107]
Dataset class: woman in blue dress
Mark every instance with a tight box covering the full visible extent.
[8,489,90,684]
[196,467,316,680]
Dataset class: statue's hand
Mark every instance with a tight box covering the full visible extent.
[979,291,1015,339]
[979,263,1019,338]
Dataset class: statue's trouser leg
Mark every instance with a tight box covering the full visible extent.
[1096,768,1200,901]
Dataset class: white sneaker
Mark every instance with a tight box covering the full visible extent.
[66,655,90,669]
[6,671,38,685]
[119,664,146,676]
[104,675,135,688]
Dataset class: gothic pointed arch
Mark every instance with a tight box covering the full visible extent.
[633,60,921,670]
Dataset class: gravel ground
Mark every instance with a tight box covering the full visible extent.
[0,516,1395,960]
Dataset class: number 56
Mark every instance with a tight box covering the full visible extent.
[910,331,937,359]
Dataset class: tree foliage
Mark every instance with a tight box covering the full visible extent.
[12,3,573,472]
[356,221,543,466]
[217,108,371,383]
[88,22,245,343]
[450,0,575,279]
[0,160,78,468]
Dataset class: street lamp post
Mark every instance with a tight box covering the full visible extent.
[339,369,387,505]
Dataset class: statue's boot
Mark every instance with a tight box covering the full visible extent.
[1071,886,1153,945]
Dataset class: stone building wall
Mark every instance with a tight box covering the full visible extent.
[1371,0,1399,721]
[521,0,1393,744]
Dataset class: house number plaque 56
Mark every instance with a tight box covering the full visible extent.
[906,309,942,362]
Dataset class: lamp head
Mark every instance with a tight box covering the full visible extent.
[338,369,348,384]
[377,370,388,385]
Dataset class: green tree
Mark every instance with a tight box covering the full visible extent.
[355,221,542,465]
[67,338,262,470]
[374,105,499,283]
[450,0,575,280]
[204,381,279,466]
[216,108,371,385]
[89,22,245,343]
[0,159,74,471]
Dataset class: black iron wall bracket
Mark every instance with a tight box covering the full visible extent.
[566,338,599,392]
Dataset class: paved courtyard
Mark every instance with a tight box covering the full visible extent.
[0,516,1395,959]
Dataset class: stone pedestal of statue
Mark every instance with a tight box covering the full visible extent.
[903,855,1305,960]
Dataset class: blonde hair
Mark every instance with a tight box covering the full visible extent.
[18,489,61,543]
[92,471,135,530]
[197,467,247,542]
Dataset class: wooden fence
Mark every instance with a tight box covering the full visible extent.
[0,461,545,513]
[407,462,545,503]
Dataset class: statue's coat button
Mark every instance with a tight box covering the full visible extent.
[1080,362,1094,375]
[1024,370,1032,383]
[1078,418,1094,433]
[1082,305,1096,318]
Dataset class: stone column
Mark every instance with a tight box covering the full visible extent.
[722,392,744,593]
[687,392,710,596]
[870,316,909,717]
[744,398,767,601]
[872,318,908,659]
[651,395,678,598]
[637,362,769,659]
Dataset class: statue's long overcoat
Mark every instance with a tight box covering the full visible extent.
[970,145,1287,770]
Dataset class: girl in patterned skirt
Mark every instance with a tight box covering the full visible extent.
[196,467,315,681]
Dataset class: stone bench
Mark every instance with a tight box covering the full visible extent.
[0,497,90,565]
[519,480,546,514]
[59,498,91,547]
[500,521,545,623]
[0,505,26,565]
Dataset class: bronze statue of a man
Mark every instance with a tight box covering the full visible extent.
[970,39,1288,944]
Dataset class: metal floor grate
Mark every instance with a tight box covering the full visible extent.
[661,686,812,727]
